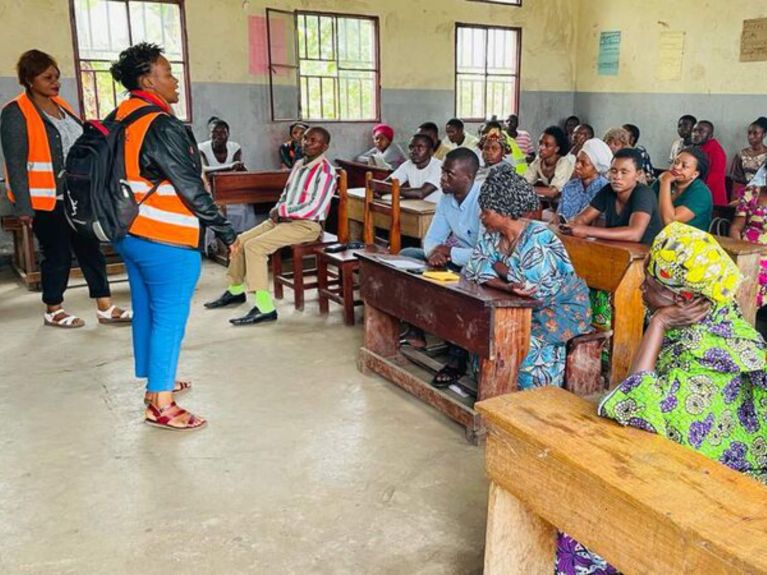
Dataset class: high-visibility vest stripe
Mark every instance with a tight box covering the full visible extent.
[3,93,78,212]
[117,97,199,248]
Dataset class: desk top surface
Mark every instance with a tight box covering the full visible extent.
[555,230,650,260]
[716,235,767,256]
[357,251,537,309]
[347,188,437,214]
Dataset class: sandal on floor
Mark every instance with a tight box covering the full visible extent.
[400,327,427,350]
[143,380,192,405]
[145,402,207,431]
[97,305,133,325]
[432,365,466,389]
[44,309,85,329]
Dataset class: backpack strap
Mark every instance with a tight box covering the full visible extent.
[119,104,164,126]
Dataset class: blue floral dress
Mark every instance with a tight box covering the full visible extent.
[463,221,592,388]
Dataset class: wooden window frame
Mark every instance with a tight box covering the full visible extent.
[267,8,381,124]
[454,22,522,122]
[68,0,193,122]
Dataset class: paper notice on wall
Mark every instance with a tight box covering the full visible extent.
[740,18,767,62]
[597,31,621,76]
[657,31,685,80]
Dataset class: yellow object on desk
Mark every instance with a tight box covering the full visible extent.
[423,270,461,283]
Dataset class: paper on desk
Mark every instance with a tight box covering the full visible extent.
[423,270,461,282]
[383,258,426,271]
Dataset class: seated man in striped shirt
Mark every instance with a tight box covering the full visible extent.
[204,127,336,325]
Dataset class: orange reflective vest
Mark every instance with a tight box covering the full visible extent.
[116,98,199,248]
[3,93,78,212]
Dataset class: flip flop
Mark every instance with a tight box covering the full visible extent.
[432,365,466,389]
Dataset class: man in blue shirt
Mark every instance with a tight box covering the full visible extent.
[400,147,482,348]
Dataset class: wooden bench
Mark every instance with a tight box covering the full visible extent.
[209,170,288,206]
[556,232,648,387]
[717,235,767,325]
[476,387,767,575]
[0,215,125,291]
[347,187,435,241]
[335,158,391,189]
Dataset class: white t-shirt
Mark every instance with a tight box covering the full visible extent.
[389,157,443,203]
[198,140,241,171]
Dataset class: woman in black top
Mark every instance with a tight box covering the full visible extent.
[1,49,130,328]
[562,148,662,245]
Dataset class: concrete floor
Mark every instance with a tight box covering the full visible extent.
[0,262,488,575]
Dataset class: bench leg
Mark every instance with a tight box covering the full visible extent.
[363,302,398,358]
[484,482,556,575]
[318,257,329,315]
[293,251,306,311]
[341,265,355,326]
[272,251,284,300]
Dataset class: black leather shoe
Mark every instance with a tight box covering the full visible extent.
[229,307,278,326]
[204,291,246,309]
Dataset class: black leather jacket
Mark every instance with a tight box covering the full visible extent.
[138,109,236,248]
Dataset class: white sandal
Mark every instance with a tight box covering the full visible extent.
[44,309,85,329]
[97,305,133,325]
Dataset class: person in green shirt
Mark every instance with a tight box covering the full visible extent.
[653,146,713,231]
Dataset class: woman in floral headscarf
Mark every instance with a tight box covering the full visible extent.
[556,221,767,575]
[451,164,592,389]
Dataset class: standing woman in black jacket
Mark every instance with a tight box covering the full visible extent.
[109,43,237,431]
[1,50,131,327]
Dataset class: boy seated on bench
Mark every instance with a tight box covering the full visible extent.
[204,127,336,325]
[384,133,443,202]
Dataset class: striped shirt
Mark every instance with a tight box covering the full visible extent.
[276,154,337,220]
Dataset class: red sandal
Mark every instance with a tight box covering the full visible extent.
[143,380,192,405]
[145,402,207,431]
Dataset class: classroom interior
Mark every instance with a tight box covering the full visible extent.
[1,1,766,574]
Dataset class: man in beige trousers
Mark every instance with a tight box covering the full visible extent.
[204,127,337,325]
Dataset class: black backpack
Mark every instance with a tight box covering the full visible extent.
[64,105,163,243]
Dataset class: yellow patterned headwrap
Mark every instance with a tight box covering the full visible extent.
[647,222,741,303]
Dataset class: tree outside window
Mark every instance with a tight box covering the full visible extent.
[70,0,191,121]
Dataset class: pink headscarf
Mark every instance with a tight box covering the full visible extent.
[372,123,394,141]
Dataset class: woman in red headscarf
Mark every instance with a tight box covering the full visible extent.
[356,123,406,169]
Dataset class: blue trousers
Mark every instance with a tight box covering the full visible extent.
[115,235,201,392]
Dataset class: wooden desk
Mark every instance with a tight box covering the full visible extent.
[347,187,435,240]
[556,232,648,387]
[717,235,767,325]
[1,215,125,291]
[476,387,767,575]
[357,252,535,442]
[335,158,391,188]
[209,170,288,205]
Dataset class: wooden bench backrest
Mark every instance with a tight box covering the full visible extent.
[209,170,289,205]
[364,173,401,254]
[336,158,392,189]
[335,169,349,244]
[556,232,648,292]
[477,387,767,574]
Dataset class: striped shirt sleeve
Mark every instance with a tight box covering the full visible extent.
[276,158,337,220]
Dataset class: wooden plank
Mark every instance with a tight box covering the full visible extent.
[347,187,435,239]
[478,306,531,399]
[717,235,767,325]
[210,170,288,205]
[335,158,391,188]
[557,232,647,293]
[477,387,767,575]
[484,481,556,575]
[358,347,483,441]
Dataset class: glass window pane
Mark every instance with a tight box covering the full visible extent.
[129,2,184,60]
[74,0,129,60]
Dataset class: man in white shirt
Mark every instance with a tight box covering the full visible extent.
[387,133,443,202]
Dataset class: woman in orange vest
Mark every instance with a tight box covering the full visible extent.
[109,43,237,431]
[0,50,131,327]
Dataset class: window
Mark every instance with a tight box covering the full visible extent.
[455,24,521,121]
[267,10,380,122]
[70,0,191,121]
